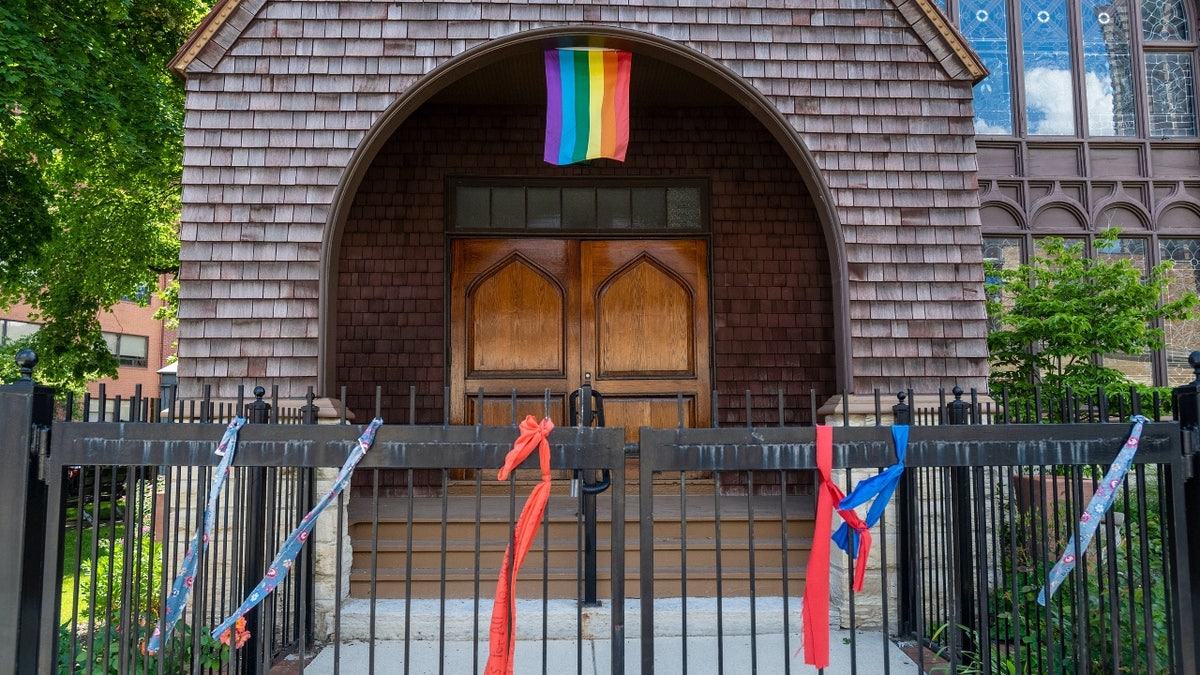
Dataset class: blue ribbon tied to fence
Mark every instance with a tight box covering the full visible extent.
[1037,414,1149,606]
[148,417,247,654]
[832,424,909,576]
[211,417,383,640]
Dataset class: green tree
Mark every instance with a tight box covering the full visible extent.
[985,229,1197,408]
[0,0,210,388]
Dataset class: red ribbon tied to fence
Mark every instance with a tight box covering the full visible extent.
[486,415,555,675]
[801,424,871,669]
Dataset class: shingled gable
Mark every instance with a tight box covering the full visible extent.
[169,0,985,83]
[170,0,992,401]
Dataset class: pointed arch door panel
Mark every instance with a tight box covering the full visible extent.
[450,239,710,441]
[450,239,578,426]
[580,240,710,442]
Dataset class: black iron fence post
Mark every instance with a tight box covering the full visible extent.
[1172,352,1200,673]
[893,392,919,637]
[242,386,270,675]
[0,350,55,675]
[945,386,975,664]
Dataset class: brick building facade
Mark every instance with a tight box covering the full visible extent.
[172,0,991,423]
[2,295,174,411]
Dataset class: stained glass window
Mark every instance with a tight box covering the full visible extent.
[1082,0,1138,135]
[1023,0,1076,135]
[953,0,1196,140]
[962,0,1014,133]
[1142,0,1190,40]
[1146,52,1198,136]
[1096,237,1147,269]
[1158,239,1200,385]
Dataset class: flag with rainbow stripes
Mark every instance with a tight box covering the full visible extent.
[543,48,631,165]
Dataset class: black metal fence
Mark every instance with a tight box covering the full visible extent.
[3,353,1199,674]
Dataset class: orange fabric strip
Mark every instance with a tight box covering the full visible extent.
[485,416,555,675]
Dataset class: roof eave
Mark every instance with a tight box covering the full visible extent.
[906,0,990,83]
[168,0,243,78]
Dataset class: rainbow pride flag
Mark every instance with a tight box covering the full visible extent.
[544,48,632,165]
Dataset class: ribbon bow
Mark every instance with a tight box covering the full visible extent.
[832,425,909,590]
[486,415,555,675]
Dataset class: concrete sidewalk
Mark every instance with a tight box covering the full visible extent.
[290,597,921,674]
[298,630,920,674]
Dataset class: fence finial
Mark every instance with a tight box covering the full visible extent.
[893,391,911,425]
[15,349,37,381]
[946,385,970,425]
[247,385,271,423]
[300,386,318,425]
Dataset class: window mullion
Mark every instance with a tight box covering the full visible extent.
[1011,0,1031,136]
[1067,0,1091,137]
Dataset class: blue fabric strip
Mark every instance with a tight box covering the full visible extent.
[211,418,383,640]
[832,425,908,559]
[1038,415,1149,606]
[148,417,246,654]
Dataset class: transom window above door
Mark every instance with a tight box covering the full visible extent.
[448,178,708,233]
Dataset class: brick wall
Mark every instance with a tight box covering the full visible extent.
[337,104,832,423]
[175,0,990,402]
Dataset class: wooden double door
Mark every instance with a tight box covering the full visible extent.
[450,239,711,442]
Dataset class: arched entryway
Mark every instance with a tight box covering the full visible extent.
[320,28,848,429]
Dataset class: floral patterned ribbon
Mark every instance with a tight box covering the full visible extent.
[486,415,555,675]
[1037,415,1149,606]
[211,417,383,639]
[148,417,247,654]
[832,424,909,589]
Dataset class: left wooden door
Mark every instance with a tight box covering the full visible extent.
[449,239,579,426]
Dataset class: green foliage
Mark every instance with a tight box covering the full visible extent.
[935,478,1173,675]
[63,479,230,673]
[153,278,180,364]
[0,0,209,389]
[77,536,161,629]
[985,229,1197,409]
[930,624,1022,675]
[58,616,230,674]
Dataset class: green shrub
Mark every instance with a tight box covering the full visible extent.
[968,482,1173,675]
[986,228,1196,415]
